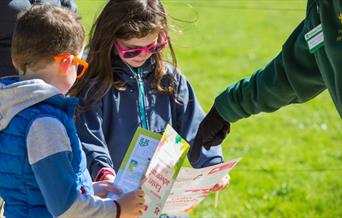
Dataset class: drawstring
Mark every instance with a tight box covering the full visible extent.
[126,64,148,129]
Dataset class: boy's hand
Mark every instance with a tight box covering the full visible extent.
[117,188,145,218]
[209,174,230,192]
[93,181,122,198]
[189,105,230,163]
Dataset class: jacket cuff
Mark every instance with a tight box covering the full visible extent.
[201,156,224,168]
[94,167,116,182]
[188,143,224,168]
[215,89,240,123]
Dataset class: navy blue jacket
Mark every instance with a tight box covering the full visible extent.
[0,0,77,76]
[76,58,224,180]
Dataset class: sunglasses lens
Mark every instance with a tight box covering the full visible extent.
[149,43,166,53]
[123,50,141,59]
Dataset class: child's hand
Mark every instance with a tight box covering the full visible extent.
[102,174,115,183]
[209,174,230,192]
[117,188,145,218]
[93,181,122,198]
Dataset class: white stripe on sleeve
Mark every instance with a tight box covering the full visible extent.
[58,192,117,218]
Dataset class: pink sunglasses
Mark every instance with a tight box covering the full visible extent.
[114,32,168,59]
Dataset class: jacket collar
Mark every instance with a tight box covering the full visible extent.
[44,95,79,119]
[111,56,156,80]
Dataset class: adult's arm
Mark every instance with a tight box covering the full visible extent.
[215,19,326,123]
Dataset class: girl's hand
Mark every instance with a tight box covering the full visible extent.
[93,181,122,198]
[101,173,115,183]
[117,188,145,218]
[209,174,230,192]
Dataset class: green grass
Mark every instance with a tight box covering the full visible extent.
[77,0,342,217]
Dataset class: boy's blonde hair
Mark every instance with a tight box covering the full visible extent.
[11,4,85,74]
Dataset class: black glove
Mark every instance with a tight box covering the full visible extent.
[189,105,230,163]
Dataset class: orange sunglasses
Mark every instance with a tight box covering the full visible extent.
[53,53,88,78]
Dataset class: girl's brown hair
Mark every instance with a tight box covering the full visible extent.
[69,0,177,111]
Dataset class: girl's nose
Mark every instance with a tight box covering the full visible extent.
[141,49,148,56]
[139,50,149,58]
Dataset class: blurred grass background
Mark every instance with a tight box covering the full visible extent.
[77,0,342,217]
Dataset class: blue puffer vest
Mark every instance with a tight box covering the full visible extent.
[0,95,93,218]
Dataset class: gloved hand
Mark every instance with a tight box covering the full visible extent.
[189,105,230,163]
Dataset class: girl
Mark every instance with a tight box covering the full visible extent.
[70,0,229,191]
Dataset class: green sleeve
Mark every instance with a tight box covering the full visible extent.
[215,19,326,123]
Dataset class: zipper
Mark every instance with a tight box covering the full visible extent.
[126,64,148,129]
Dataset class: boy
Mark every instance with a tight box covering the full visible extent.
[0,5,144,218]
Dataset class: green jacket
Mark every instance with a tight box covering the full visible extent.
[215,0,342,122]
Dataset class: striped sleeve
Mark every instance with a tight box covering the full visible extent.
[27,117,118,217]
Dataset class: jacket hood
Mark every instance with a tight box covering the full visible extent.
[0,77,60,130]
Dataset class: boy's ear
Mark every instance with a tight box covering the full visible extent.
[59,55,73,75]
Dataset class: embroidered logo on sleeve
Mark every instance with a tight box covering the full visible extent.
[305,24,324,53]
